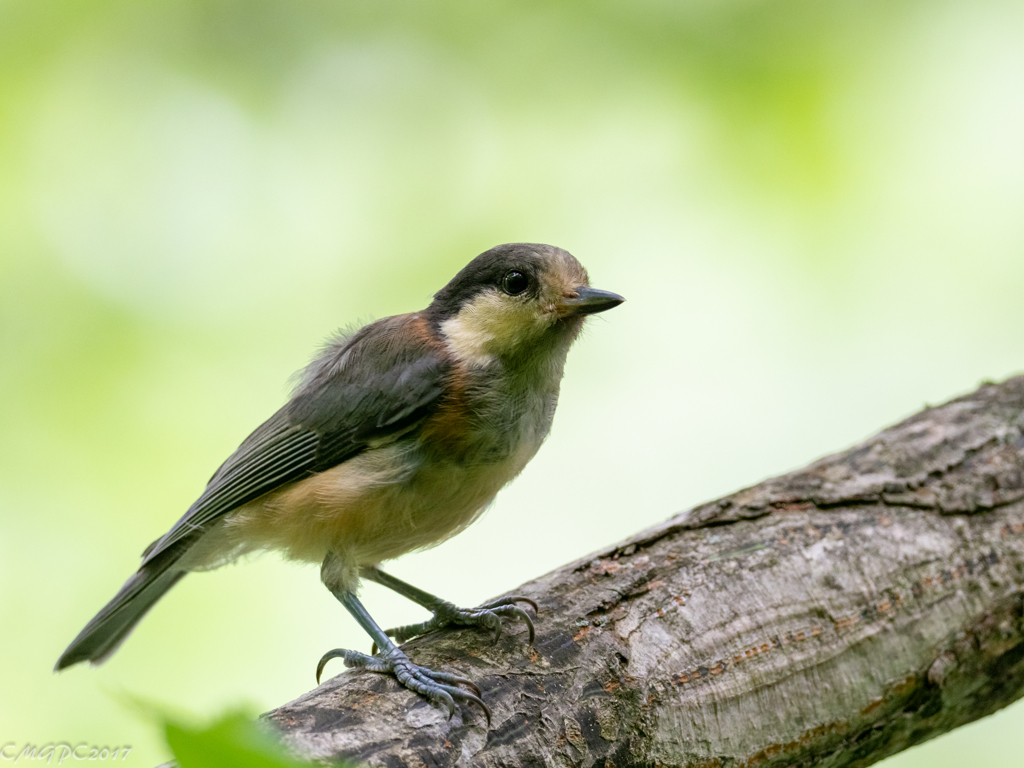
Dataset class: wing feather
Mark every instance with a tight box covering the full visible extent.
[141,314,448,565]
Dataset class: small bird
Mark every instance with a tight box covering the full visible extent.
[55,243,623,720]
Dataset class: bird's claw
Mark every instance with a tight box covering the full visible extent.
[376,595,538,651]
[316,646,489,724]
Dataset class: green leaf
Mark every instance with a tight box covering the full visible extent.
[165,711,313,768]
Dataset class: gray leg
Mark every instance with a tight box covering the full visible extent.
[361,566,537,647]
[317,555,489,723]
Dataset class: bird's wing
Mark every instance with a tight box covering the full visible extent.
[140,314,449,565]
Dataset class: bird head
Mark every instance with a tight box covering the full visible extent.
[428,243,624,368]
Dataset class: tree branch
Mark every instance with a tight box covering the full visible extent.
[265,376,1024,767]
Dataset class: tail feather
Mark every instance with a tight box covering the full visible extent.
[55,564,186,671]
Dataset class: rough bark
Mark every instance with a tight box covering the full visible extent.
[265,376,1024,768]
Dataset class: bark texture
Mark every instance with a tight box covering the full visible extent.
[266,377,1024,768]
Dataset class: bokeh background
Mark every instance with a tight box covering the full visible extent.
[2,0,1024,764]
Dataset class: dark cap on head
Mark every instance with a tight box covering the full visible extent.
[430,243,578,319]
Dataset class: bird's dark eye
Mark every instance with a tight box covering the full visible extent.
[502,270,530,296]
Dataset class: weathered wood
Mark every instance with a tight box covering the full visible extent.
[265,377,1024,767]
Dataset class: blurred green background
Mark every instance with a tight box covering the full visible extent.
[3,0,1024,764]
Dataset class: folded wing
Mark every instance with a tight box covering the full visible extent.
[141,314,449,565]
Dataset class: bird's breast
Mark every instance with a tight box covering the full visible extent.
[222,363,559,568]
[223,407,548,568]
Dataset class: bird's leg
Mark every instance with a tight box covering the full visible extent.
[317,556,489,723]
[361,566,537,648]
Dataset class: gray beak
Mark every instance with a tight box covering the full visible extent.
[561,287,625,316]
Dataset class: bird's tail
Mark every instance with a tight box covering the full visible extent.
[55,560,186,671]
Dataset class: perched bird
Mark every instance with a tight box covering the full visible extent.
[55,243,623,720]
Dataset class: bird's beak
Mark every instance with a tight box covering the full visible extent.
[559,286,625,317]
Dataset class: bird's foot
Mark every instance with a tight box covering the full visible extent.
[316,646,490,724]
[381,595,538,647]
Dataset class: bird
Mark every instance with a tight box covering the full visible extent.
[55,243,624,721]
